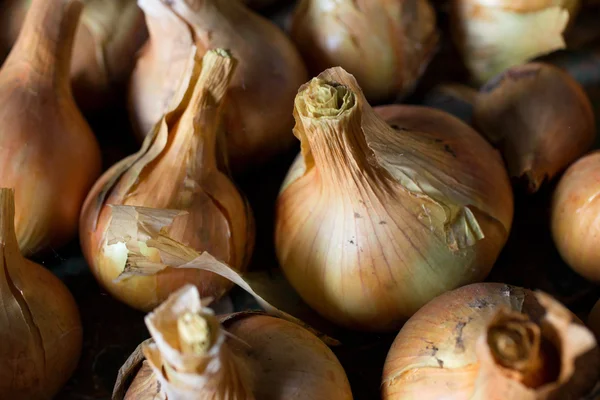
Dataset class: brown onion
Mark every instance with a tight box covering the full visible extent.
[130,0,307,171]
[80,49,254,311]
[551,151,600,283]
[275,68,513,331]
[473,62,595,192]
[0,0,101,255]
[290,0,438,103]
[382,283,600,399]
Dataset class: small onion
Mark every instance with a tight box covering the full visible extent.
[551,151,600,283]
[290,0,438,103]
[382,283,600,399]
[275,67,513,331]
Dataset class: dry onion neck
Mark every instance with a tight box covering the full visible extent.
[487,310,560,388]
[143,286,254,399]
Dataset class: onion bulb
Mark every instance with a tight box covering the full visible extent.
[452,0,580,83]
[473,62,595,192]
[0,0,147,111]
[130,0,307,171]
[0,188,83,399]
[590,299,600,340]
[382,283,600,399]
[551,151,600,283]
[290,0,438,103]
[275,67,513,331]
[80,49,254,311]
[118,284,353,399]
[0,0,102,255]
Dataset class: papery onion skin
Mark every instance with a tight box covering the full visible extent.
[551,151,600,283]
[0,0,101,255]
[275,68,513,332]
[473,62,595,192]
[381,283,600,400]
[130,0,308,171]
[0,189,83,399]
[451,0,580,84]
[290,0,438,103]
[81,50,253,312]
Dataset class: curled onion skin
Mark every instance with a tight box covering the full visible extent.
[382,283,600,400]
[120,285,353,400]
[275,68,513,332]
[290,0,438,103]
[0,0,101,255]
[130,0,308,171]
[551,151,600,283]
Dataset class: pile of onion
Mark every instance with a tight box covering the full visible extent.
[114,284,353,399]
[275,67,513,332]
[382,283,600,399]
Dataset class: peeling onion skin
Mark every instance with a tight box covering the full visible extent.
[551,151,600,283]
[80,51,253,312]
[0,189,83,399]
[473,62,596,193]
[290,0,438,104]
[0,0,101,256]
[130,0,308,172]
[382,283,600,400]
[451,0,580,84]
[275,68,513,332]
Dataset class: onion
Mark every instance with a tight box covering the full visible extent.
[451,0,580,83]
[382,283,600,399]
[275,67,513,331]
[80,49,254,311]
[0,188,83,398]
[0,0,102,255]
[129,0,308,171]
[116,285,353,399]
[473,62,595,192]
[551,151,600,283]
[290,0,438,103]
[0,0,147,111]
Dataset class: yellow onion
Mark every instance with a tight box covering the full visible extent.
[452,0,580,84]
[0,0,147,111]
[118,285,353,399]
[590,299,600,340]
[80,49,254,311]
[473,62,595,192]
[130,0,308,171]
[551,151,600,283]
[290,0,438,103]
[0,0,102,255]
[275,67,513,332]
[0,188,83,399]
[382,283,600,399]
